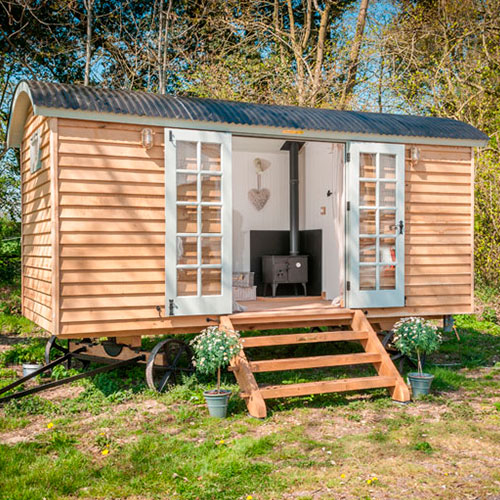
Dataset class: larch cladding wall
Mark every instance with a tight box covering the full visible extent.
[21,112,53,331]
[57,120,167,337]
[369,144,474,321]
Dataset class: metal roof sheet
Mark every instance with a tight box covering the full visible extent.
[10,80,489,143]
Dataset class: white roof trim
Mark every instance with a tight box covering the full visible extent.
[6,82,36,148]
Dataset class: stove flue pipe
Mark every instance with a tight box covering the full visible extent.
[281,141,304,256]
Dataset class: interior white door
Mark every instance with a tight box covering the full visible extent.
[347,142,405,308]
[165,129,232,316]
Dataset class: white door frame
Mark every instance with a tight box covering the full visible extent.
[345,141,405,308]
[165,128,232,316]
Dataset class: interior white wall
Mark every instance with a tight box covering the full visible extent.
[302,142,344,300]
[232,137,344,300]
[232,138,290,272]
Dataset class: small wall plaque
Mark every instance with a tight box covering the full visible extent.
[29,130,42,173]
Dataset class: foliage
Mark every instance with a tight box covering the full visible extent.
[0,218,21,284]
[392,317,442,375]
[190,326,242,392]
[0,339,46,365]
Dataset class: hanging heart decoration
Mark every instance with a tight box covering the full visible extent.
[248,188,270,211]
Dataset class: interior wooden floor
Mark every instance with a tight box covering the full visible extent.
[235,296,341,316]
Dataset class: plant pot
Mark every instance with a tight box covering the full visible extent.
[203,389,231,418]
[408,372,434,398]
[22,363,43,377]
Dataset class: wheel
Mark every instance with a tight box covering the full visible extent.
[45,335,71,368]
[146,339,194,392]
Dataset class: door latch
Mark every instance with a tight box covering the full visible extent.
[168,299,178,316]
[390,221,404,235]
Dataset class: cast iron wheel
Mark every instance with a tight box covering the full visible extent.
[146,339,195,392]
[45,335,71,368]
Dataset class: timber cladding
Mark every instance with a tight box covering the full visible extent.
[21,111,52,332]
[20,116,474,338]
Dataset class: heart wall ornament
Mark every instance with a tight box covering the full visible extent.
[248,188,270,211]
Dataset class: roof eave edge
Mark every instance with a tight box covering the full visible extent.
[34,106,490,148]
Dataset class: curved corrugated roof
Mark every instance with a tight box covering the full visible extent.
[7,80,489,147]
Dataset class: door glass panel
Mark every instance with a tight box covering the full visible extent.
[177,173,197,202]
[202,206,221,233]
[178,268,197,296]
[177,236,197,265]
[360,153,376,178]
[380,267,396,290]
[380,154,396,179]
[380,210,396,235]
[177,141,197,170]
[380,181,396,207]
[360,210,376,234]
[379,238,396,263]
[201,174,221,202]
[360,266,376,290]
[360,181,376,206]
[201,143,221,171]
[360,238,376,262]
[177,205,197,233]
[201,268,221,295]
[202,237,221,265]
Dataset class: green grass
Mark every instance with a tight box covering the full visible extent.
[1,310,500,498]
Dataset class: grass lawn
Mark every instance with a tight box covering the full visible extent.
[1,305,500,499]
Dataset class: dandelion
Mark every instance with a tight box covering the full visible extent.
[47,422,54,429]
[340,473,346,479]
[246,496,253,500]
[102,448,109,456]
[99,432,105,436]
[219,439,225,445]
[366,479,372,485]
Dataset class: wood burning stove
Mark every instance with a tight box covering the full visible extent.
[262,255,308,297]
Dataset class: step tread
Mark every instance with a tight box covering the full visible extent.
[243,376,397,399]
[246,352,381,373]
[241,330,369,348]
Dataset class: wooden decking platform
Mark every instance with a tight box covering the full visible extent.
[221,305,410,418]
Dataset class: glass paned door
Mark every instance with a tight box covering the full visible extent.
[165,129,232,316]
[347,143,405,308]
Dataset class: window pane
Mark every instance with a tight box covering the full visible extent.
[202,206,221,233]
[380,181,396,207]
[360,153,376,178]
[380,210,396,235]
[201,143,221,171]
[360,238,376,262]
[380,266,396,290]
[177,141,197,170]
[360,181,376,206]
[379,238,396,263]
[380,154,396,179]
[201,174,221,202]
[360,209,376,234]
[178,268,197,296]
[201,268,221,295]
[360,266,376,290]
[177,236,197,265]
[177,205,197,233]
[177,173,197,202]
[202,237,221,265]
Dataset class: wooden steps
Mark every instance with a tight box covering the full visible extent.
[244,353,381,373]
[247,376,397,399]
[221,309,410,418]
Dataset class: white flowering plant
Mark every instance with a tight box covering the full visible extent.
[392,317,442,375]
[190,326,242,393]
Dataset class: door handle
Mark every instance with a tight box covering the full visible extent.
[389,221,404,234]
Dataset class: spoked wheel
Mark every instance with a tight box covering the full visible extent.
[146,339,195,392]
[45,335,71,368]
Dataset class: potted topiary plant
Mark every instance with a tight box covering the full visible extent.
[392,317,442,398]
[190,326,242,418]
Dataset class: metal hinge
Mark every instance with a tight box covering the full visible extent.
[346,281,351,291]
[346,201,351,211]
[168,299,178,316]
[169,130,173,142]
[346,152,351,162]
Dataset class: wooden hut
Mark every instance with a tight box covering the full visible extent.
[6,80,488,417]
